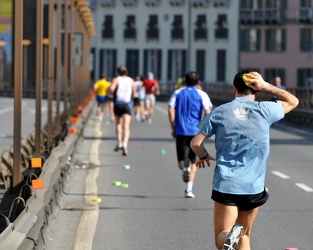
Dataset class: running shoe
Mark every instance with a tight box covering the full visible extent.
[122,146,128,156]
[185,190,195,198]
[182,167,190,183]
[114,145,122,152]
[222,224,244,250]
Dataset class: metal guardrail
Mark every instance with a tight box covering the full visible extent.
[158,83,313,130]
[0,96,95,249]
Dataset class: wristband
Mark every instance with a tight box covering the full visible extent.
[199,153,209,160]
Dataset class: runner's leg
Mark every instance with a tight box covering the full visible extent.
[236,207,259,250]
[214,202,238,249]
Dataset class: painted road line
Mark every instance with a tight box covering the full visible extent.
[155,105,168,115]
[271,171,290,179]
[295,183,313,192]
[74,122,101,250]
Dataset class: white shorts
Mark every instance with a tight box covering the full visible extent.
[145,94,156,106]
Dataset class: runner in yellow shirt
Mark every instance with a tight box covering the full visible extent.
[94,74,110,121]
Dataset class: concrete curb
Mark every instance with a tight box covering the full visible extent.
[0,99,96,249]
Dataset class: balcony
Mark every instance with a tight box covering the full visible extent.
[213,0,230,7]
[146,28,159,40]
[100,0,115,7]
[171,28,184,40]
[191,0,208,7]
[215,28,228,39]
[102,28,114,39]
[169,0,185,6]
[240,9,284,24]
[194,28,207,40]
[124,28,136,39]
[298,8,313,23]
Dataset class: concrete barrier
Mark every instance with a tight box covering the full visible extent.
[0,99,95,249]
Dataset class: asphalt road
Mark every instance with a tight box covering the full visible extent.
[43,101,313,250]
[0,97,60,153]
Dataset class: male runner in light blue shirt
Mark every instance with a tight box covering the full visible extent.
[191,70,299,250]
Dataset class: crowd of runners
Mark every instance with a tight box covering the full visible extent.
[93,65,299,250]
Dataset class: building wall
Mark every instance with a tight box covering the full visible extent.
[91,0,239,88]
[239,0,313,88]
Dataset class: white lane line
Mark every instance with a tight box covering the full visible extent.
[155,105,168,115]
[271,171,290,179]
[295,183,313,192]
[74,122,101,250]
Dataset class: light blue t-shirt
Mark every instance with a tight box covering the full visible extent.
[168,86,213,136]
[197,97,284,195]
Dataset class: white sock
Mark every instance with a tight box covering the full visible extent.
[122,142,127,148]
[186,182,193,192]
[118,142,123,148]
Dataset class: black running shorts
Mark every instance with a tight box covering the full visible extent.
[211,189,269,211]
[114,103,132,116]
[175,135,197,164]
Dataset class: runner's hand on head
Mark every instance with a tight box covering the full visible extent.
[244,72,269,91]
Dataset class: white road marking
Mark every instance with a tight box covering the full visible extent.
[295,183,313,192]
[271,171,290,179]
[155,105,168,115]
[74,122,101,250]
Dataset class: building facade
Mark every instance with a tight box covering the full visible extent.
[91,0,313,89]
[91,0,238,90]
[239,0,313,88]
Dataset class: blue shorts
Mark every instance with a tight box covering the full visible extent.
[96,96,107,103]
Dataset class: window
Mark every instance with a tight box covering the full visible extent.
[99,49,117,80]
[300,28,313,51]
[216,50,226,82]
[265,0,287,9]
[215,14,228,39]
[194,15,207,40]
[301,0,313,7]
[264,69,285,85]
[240,29,261,52]
[144,49,162,80]
[196,50,205,81]
[240,0,262,9]
[297,68,313,87]
[124,15,136,39]
[147,15,159,40]
[167,50,186,81]
[171,15,184,40]
[265,29,286,52]
[102,15,114,39]
[126,50,139,78]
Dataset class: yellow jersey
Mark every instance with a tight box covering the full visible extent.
[94,79,110,96]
